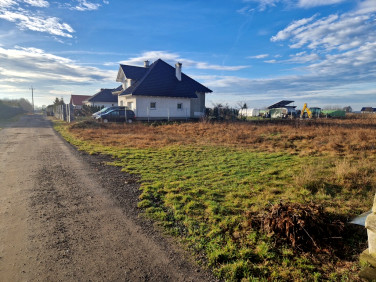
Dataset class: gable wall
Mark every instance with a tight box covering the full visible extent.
[190,92,206,118]
[119,95,191,120]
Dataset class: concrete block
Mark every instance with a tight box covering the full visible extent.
[372,195,376,214]
[367,214,376,233]
[360,249,376,268]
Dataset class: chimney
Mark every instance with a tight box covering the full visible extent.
[175,62,182,81]
[144,60,150,68]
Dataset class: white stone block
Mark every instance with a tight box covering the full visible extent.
[368,229,376,256]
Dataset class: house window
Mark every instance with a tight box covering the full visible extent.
[120,101,123,106]
[177,103,183,110]
[150,102,156,109]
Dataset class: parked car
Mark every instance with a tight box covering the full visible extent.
[96,108,136,123]
[92,106,129,118]
[92,107,110,118]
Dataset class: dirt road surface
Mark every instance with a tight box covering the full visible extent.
[0,115,216,281]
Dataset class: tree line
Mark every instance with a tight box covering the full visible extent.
[0,98,33,119]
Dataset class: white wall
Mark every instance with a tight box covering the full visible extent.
[119,95,136,110]
[190,92,206,117]
[119,95,191,119]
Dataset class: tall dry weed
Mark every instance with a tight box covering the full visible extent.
[293,164,323,194]
[334,158,375,191]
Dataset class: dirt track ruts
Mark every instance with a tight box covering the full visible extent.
[0,114,217,281]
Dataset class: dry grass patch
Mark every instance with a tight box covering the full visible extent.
[68,116,376,158]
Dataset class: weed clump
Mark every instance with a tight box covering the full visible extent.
[261,202,345,253]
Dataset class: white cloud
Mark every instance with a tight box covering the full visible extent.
[267,1,376,87]
[247,54,269,59]
[0,0,16,8]
[0,0,107,39]
[0,45,118,104]
[306,41,376,75]
[242,0,281,11]
[0,1,74,38]
[271,15,317,42]
[23,0,49,7]
[120,51,249,71]
[0,9,74,37]
[48,89,74,95]
[297,0,346,8]
[204,1,376,108]
[237,5,255,15]
[195,62,248,71]
[288,51,320,63]
[71,0,101,11]
[242,0,350,11]
[202,70,376,105]
[356,0,376,14]
[271,8,376,53]
[0,46,115,83]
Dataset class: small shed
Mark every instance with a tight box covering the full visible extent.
[321,110,346,117]
[267,100,297,116]
[238,108,260,117]
[270,108,288,118]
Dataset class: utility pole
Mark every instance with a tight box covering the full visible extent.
[30,86,35,113]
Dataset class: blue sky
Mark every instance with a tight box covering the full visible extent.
[0,0,375,110]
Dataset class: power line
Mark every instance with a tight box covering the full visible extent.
[29,86,35,113]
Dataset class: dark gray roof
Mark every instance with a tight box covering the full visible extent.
[119,59,212,98]
[120,65,148,80]
[268,100,294,109]
[361,107,376,112]
[87,85,122,103]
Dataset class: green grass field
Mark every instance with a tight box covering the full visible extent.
[54,120,374,281]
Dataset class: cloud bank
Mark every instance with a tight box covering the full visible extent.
[0,45,116,102]
[242,0,348,11]
[211,0,376,107]
[0,0,108,38]
[119,51,250,71]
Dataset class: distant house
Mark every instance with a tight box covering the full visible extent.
[267,100,297,117]
[84,86,122,108]
[361,107,376,113]
[113,59,212,120]
[70,94,92,109]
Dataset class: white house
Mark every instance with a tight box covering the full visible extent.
[113,59,212,120]
[84,86,121,108]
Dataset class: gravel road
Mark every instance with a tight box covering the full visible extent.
[0,115,216,281]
